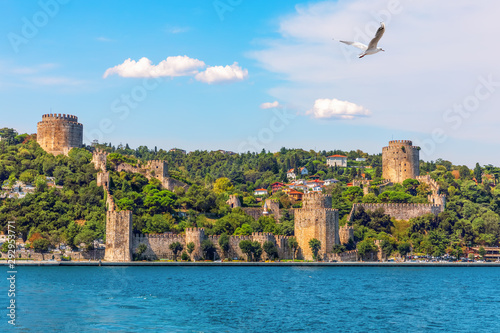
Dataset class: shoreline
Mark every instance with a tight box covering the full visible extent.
[2,261,500,267]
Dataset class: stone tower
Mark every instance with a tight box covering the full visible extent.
[185,228,206,260]
[339,225,354,245]
[37,114,83,155]
[104,209,133,262]
[147,160,168,182]
[382,140,420,183]
[294,193,339,260]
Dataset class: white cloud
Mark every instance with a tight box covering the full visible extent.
[260,101,282,109]
[195,62,248,84]
[103,56,205,78]
[96,36,114,42]
[248,0,500,143]
[11,63,58,75]
[26,76,85,86]
[166,26,190,34]
[307,98,370,119]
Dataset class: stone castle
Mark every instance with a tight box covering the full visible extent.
[37,113,83,155]
[92,148,187,192]
[31,114,445,262]
[93,149,355,262]
[349,140,446,222]
[382,140,420,183]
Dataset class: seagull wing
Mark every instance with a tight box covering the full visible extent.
[339,40,368,51]
[367,22,385,50]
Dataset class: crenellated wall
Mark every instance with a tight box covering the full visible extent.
[130,229,294,261]
[349,203,444,221]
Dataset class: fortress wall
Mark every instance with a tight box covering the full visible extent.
[132,233,185,260]
[129,229,294,261]
[242,208,263,220]
[350,203,443,221]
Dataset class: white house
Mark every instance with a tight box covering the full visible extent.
[254,188,268,196]
[326,155,347,167]
[324,179,339,186]
[287,167,308,179]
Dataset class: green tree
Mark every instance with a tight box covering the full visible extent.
[397,242,411,261]
[474,163,482,183]
[135,243,147,260]
[234,223,253,236]
[32,239,51,253]
[357,239,376,260]
[251,241,263,261]
[187,242,195,257]
[308,238,321,261]
[218,233,230,259]
[478,246,486,260]
[288,237,299,260]
[380,239,395,258]
[213,177,234,194]
[181,251,190,261]
[169,242,183,261]
[263,241,278,260]
[1,242,9,253]
[239,240,253,261]
[332,244,346,254]
[201,239,216,260]
[74,229,98,251]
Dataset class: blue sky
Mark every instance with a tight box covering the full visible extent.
[1,0,499,167]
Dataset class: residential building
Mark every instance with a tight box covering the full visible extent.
[287,167,308,179]
[271,182,284,193]
[324,179,339,186]
[254,188,268,196]
[327,155,347,167]
[288,189,304,201]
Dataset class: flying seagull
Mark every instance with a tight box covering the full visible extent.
[337,22,385,58]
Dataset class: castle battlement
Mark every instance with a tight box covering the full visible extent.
[185,227,204,232]
[41,113,79,122]
[251,232,273,237]
[388,140,413,145]
[352,203,441,209]
[134,233,180,239]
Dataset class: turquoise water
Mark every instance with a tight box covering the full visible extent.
[3,266,500,332]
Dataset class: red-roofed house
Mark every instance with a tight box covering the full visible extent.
[287,167,308,180]
[327,155,347,167]
[271,182,284,193]
[288,189,304,201]
[254,188,268,196]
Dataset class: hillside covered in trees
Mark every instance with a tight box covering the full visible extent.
[1,127,500,258]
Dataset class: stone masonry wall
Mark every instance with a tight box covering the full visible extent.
[37,113,83,156]
[131,228,293,261]
[350,203,443,221]
[104,210,133,262]
[382,140,419,183]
